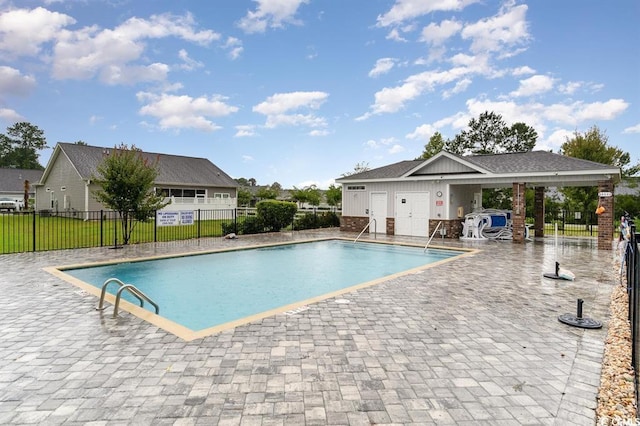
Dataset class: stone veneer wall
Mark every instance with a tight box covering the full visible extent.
[429,219,463,239]
[340,216,370,233]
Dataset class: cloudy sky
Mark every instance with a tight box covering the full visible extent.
[1,0,638,188]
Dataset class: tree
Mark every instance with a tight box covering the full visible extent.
[0,122,47,169]
[256,184,279,200]
[325,184,342,211]
[445,111,537,155]
[560,125,639,217]
[417,132,446,160]
[92,144,169,244]
[305,185,322,207]
[290,187,309,207]
[504,122,537,153]
[237,187,252,207]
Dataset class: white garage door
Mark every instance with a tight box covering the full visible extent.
[395,192,430,237]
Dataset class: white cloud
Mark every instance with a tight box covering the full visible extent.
[512,66,535,76]
[623,124,640,134]
[51,12,218,83]
[420,19,462,45]
[377,0,479,27]
[224,37,243,60]
[542,129,574,151]
[369,58,396,78]
[0,7,75,57]
[309,129,329,136]
[0,66,36,96]
[385,28,407,42]
[235,125,257,137]
[237,0,310,33]
[461,4,530,56]
[253,91,329,129]
[365,137,398,149]
[558,81,581,95]
[253,91,328,115]
[406,124,437,140]
[510,74,555,97]
[443,77,472,98]
[137,92,238,131]
[388,144,405,154]
[178,49,204,71]
[242,155,255,162]
[0,108,24,122]
[359,67,472,118]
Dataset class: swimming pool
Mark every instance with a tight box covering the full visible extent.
[52,239,469,340]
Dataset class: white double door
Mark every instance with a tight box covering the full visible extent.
[395,192,430,237]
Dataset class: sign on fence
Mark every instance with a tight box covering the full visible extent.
[157,211,194,226]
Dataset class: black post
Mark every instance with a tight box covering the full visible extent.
[576,299,583,319]
[197,209,201,239]
[99,210,103,247]
[154,210,158,243]
[32,210,36,252]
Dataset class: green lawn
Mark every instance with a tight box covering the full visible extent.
[0,213,235,254]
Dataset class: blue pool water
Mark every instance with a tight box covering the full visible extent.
[65,240,461,331]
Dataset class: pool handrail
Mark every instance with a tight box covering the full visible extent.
[97,278,144,311]
[113,284,159,318]
[96,278,159,317]
[354,218,377,243]
[424,221,442,252]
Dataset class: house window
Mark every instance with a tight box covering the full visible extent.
[183,189,196,197]
[347,185,365,191]
[170,189,182,197]
[214,193,230,199]
[157,188,169,197]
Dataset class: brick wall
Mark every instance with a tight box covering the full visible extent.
[597,180,614,250]
[429,219,463,239]
[512,182,526,243]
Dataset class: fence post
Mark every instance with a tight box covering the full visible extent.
[100,210,103,247]
[154,210,158,243]
[197,209,201,239]
[32,210,36,252]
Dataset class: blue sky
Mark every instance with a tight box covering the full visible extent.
[1,0,638,188]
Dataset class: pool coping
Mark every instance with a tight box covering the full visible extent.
[43,237,479,341]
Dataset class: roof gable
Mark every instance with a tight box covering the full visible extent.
[44,143,237,188]
[403,151,487,177]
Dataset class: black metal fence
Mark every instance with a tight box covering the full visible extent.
[624,222,640,407]
[544,209,598,237]
[0,209,237,254]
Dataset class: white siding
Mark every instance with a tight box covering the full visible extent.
[413,157,477,175]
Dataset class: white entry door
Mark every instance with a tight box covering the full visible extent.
[369,192,387,234]
[395,192,430,237]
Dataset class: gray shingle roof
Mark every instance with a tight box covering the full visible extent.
[0,168,44,193]
[461,151,615,173]
[337,160,423,180]
[58,143,237,187]
[338,151,617,180]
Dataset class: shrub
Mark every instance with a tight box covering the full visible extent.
[257,200,297,232]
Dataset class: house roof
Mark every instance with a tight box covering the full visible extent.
[0,168,44,193]
[336,150,621,187]
[41,143,238,188]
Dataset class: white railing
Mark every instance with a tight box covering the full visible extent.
[161,197,236,211]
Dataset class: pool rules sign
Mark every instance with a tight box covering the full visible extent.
[157,211,195,226]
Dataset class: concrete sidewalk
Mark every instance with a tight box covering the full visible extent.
[0,230,614,425]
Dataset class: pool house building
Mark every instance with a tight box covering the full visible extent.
[336,150,621,250]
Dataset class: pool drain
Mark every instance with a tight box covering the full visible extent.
[558,299,602,329]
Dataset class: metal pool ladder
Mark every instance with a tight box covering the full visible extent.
[96,277,159,317]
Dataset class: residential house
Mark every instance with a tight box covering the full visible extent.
[35,143,238,214]
[0,167,44,209]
